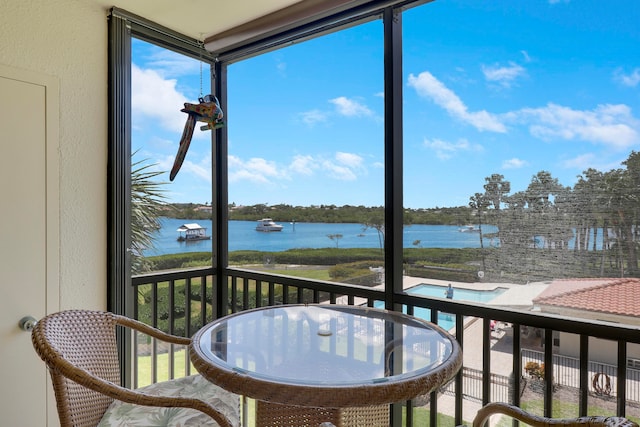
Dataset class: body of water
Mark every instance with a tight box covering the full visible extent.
[376,283,507,331]
[409,283,507,303]
[143,218,498,256]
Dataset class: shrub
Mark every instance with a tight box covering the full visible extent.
[524,361,545,379]
[328,260,381,280]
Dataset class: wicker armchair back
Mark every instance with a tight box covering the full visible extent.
[472,402,639,427]
[31,309,234,427]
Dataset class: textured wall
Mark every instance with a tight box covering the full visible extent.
[0,0,108,309]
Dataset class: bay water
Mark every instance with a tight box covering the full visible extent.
[143,217,497,257]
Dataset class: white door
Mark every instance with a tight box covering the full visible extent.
[0,64,60,426]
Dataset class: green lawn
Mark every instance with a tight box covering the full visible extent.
[254,267,332,281]
[136,350,467,426]
[136,347,192,387]
[406,406,466,426]
[136,353,639,427]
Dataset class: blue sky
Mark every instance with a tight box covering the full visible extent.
[132,0,640,209]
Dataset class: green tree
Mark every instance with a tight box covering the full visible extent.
[621,151,640,274]
[362,212,385,254]
[131,156,167,274]
[327,233,343,248]
[469,192,490,272]
[483,173,510,211]
[604,151,640,275]
[482,174,511,249]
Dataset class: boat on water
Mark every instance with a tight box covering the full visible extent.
[458,225,481,233]
[176,223,211,241]
[255,218,283,232]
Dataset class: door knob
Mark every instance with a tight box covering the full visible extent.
[19,316,37,332]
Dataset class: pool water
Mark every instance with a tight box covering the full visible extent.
[376,283,507,331]
[410,283,507,303]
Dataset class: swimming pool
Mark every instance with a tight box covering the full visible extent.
[409,283,507,303]
[375,283,507,331]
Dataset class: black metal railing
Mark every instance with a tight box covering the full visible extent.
[131,267,640,426]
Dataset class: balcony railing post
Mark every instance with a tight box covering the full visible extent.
[132,267,640,423]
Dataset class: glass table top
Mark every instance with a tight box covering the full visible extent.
[193,304,459,388]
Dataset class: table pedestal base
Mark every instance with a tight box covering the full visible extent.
[256,401,390,427]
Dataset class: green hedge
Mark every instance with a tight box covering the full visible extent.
[328,260,383,280]
[143,247,481,271]
[136,280,213,336]
[405,265,477,283]
[145,252,213,270]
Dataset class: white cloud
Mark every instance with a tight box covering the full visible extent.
[520,51,532,63]
[132,64,188,133]
[299,109,328,126]
[141,48,200,78]
[482,61,526,88]
[230,152,367,184]
[561,153,622,174]
[407,70,639,150]
[514,103,640,149]
[289,155,316,175]
[156,152,211,182]
[329,96,373,117]
[299,97,377,127]
[335,152,364,169]
[319,152,367,180]
[423,137,483,160]
[179,159,212,182]
[229,151,369,185]
[614,68,640,87]
[228,155,287,183]
[502,158,528,169]
[561,153,596,170]
[321,160,358,180]
[407,71,507,133]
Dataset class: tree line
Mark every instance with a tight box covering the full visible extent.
[471,150,640,279]
[167,203,477,225]
[160,150,640,279]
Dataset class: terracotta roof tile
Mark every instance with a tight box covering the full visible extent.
[533,278,640,318]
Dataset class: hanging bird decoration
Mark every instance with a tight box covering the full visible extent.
[170,94,224,181]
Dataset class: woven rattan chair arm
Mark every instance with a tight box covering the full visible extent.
[472,403,639,427]
[50,356,233,427]
[114,314,191,346]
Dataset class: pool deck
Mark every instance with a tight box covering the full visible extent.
[333,276,551,425]
[399,278,549,425]
[402,276,549,306]
[337,275,549,309]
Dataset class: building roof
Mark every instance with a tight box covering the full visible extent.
[533,278,640,318]
[176,223,205,231]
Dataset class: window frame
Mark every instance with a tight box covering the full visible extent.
[108,1,416,385]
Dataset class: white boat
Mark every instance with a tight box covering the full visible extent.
[255,218,283,232]
[176,223,211,241]
[458,225,480,233]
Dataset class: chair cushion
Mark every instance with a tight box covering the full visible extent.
[98,374,240,426]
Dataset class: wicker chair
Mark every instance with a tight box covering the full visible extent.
[31,309,239,427]
[472,402,638,427]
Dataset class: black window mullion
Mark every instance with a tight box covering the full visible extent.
[107,10,133,388]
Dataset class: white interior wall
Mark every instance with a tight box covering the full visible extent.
[0,0,109,310]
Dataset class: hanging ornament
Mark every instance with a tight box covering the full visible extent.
[170,94,224,181]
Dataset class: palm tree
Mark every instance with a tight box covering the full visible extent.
[131,155,168,273]
[469,192,490,273]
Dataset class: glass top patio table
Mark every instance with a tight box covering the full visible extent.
[190,304,462,408]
